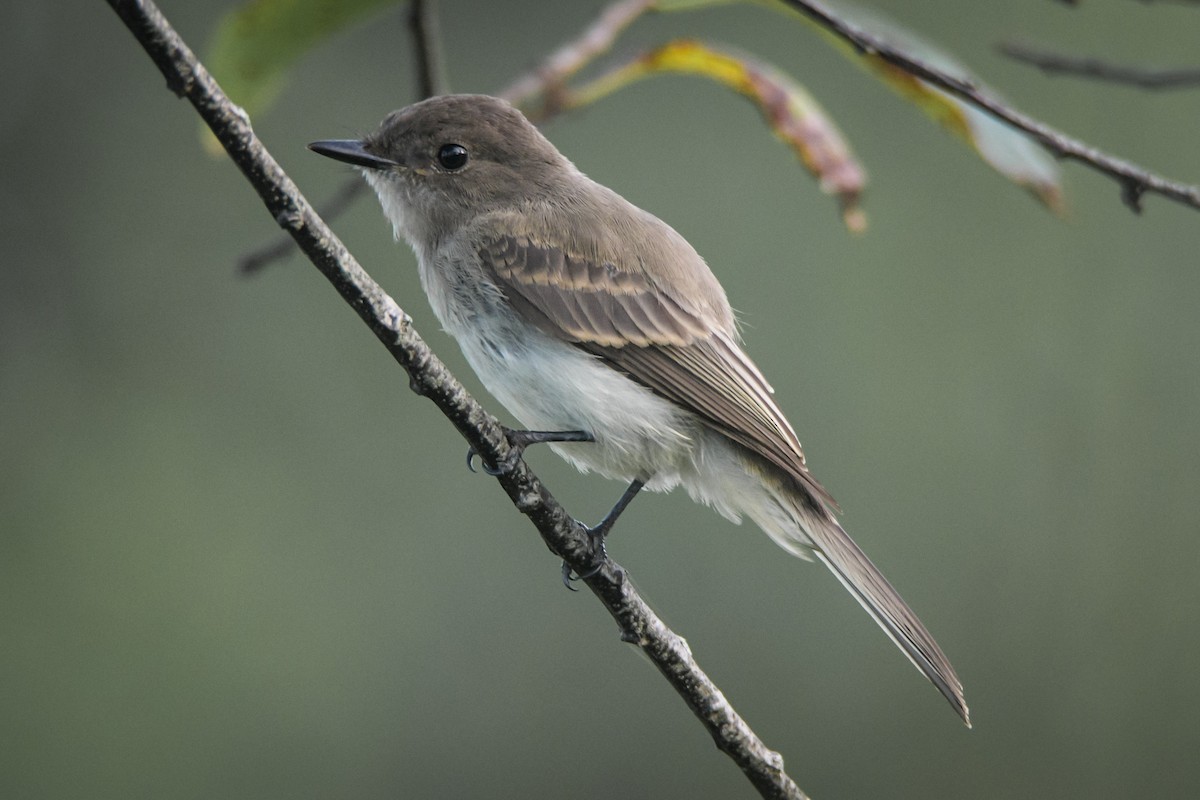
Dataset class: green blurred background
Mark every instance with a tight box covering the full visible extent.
[5,1,1200,798]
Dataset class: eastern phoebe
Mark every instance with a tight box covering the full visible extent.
[310,94,968,725]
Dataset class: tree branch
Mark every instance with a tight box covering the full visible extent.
[408,0,448,98]
[778,0,1200,213]
[104,1,807,797]
[999,41,1200,90]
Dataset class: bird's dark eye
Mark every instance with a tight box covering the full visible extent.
[437,144,469,171]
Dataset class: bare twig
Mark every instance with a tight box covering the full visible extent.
[409,0,448,98]
[999,41,1200,90]
[499,0,654,112]
[778,0,1200,213]
[1059,0,1200,5]
[105,1,808,797]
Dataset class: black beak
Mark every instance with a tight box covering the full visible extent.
[308,139,398,170]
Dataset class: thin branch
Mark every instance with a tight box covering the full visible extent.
[499,0,654,110]
[408,0,448,98]
[1057,0,1200,5]
[105,1,807,797]
[999,41,1200,90]
[778,0,1200,213]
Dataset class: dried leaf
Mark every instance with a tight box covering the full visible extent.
[563,39,868,232]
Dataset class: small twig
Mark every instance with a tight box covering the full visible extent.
[1061,0,1200,5]
[999,41,1200,90]
[408,0,448,98]
[105,1,808,797]
[499,0,654,113]
[779,0,1200,213]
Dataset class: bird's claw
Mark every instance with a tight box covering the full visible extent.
[560,526,608,591]
[465,428,593,476]
[466,444,518,476]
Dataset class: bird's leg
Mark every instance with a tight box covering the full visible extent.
[466,428,594,476]
[562,477,646,590]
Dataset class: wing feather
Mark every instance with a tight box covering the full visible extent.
[477,233,836,509]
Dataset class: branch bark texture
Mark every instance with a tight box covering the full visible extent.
[105,1,807,797]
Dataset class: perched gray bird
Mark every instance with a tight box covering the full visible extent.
[310,94,968,725]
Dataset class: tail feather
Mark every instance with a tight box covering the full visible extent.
[683,432,969,724]
[807,514,970,726]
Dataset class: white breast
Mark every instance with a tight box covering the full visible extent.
[415,244,698,486]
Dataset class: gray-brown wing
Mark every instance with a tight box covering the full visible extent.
[478,234,838,511]
[478,231,710,347]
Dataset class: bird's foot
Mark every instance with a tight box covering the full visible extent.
[559,478,645,591]
[466,428,593,476]
[561,525,609,591]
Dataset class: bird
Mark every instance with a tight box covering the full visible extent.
[309,93,968,725]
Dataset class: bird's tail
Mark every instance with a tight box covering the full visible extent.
[808,510,969,726]
[681,433,968,724]
[740,468,970,726]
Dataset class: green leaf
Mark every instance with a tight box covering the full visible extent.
[206,0,398,121]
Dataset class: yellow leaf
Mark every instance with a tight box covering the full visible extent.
[563,39,868,232]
